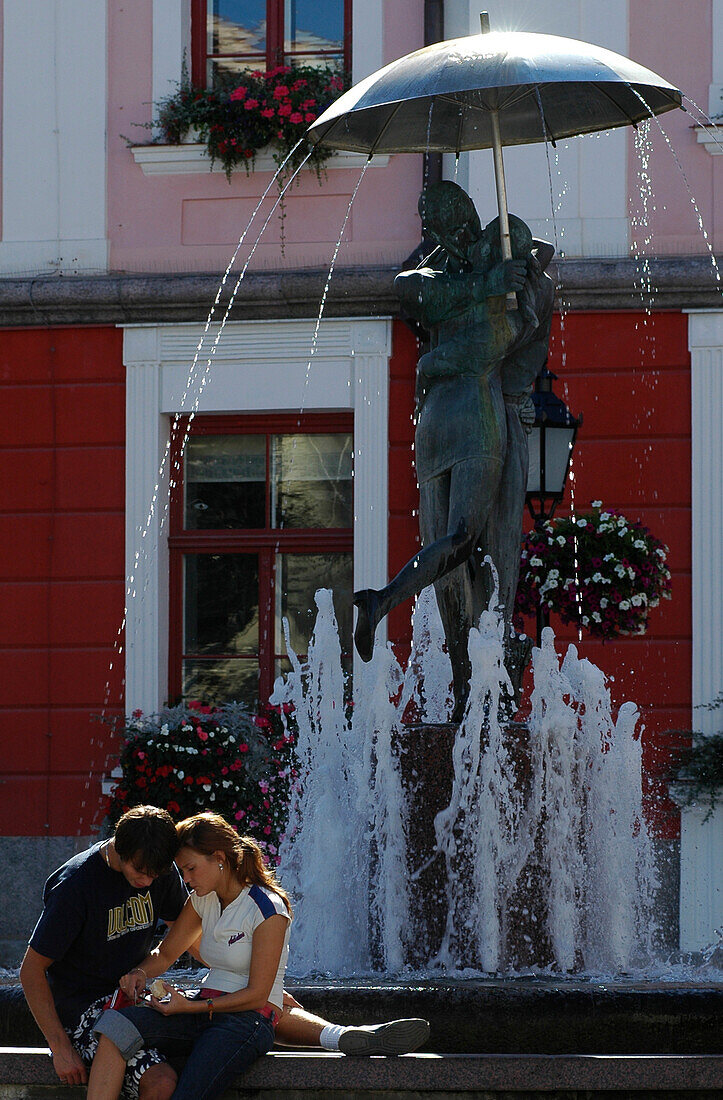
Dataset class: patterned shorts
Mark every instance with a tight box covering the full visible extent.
[69,996,167,1099]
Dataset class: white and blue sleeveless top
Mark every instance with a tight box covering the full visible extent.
[191,884,291,1011]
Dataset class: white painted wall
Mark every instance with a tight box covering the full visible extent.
[443,0,629,257]
[0,0,108,275]
[679,309,723,952]
[123,318,391,714]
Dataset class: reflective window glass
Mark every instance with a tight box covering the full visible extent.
[182,658,259,707]
[208,0,266,81]
[275,552,353,656]
[184,553,259,655]
[284,0,344,61]
[271,433,352,528]
[185,435,265,529]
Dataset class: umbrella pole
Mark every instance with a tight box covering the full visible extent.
[490,108,517,309]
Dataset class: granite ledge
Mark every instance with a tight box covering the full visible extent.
[0,1049,721,1091]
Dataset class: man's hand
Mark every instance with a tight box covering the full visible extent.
[119,967,147,1004]
[51,1042,87,1086]
[486,258,528,297]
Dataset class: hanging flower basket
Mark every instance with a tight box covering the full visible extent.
[515,502,672,640]
[147,64,349,181]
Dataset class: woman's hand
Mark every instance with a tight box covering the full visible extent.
[147,984,192,1016]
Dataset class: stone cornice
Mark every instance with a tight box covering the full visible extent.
[0,256,720,327]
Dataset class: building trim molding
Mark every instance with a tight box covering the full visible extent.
[122,317,391,713]
[2,257,722,328]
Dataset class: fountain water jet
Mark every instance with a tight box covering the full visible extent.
[276,585,659,978]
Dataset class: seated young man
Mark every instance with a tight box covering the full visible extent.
[21,805,428,1098]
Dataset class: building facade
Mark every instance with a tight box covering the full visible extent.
[0,0,721,963]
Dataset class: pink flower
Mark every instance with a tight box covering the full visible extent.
[261,107,275,118]
[277,102,292,117]
[244,98,259,110]
[198,730,208,741]
[239,743,249,753]
[273,85,290,99]
[234,810,245,820]
[289,112,303,124]
[230,86,248,101]
[291,78,307,90]
[258,780,269,793]
[304,112,316,122]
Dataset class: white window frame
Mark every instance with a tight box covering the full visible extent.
[122,317,391,714]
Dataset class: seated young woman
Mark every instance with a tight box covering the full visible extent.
[87,812,292,1100]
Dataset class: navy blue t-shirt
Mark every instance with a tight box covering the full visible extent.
[29,842,188,1029]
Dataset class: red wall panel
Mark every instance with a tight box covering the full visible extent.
[0,327,125,836]
[387,312,692,839]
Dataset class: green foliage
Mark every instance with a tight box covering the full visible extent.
[105,701,298,863]
[672,694,723,820]
[515,502,672,640]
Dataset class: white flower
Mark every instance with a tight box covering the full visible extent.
[592,572,603,582]
[592,612,601,622]
[627,567,636,580]
[530,556,543,566]
[187,747,199,755]
[617,516,627,526]
[160,723,169,736]
[619,599,630,610]
[604,553,615,562]
[577,518,587,527]
[557,535,566,546]
[591,500,602,508]
[656,547,666,557]
[582,615,590,625]
[177,770,184,779]
[633,539,646,549]
[615,565,626,577]
[222,780,231,788]
[618,528,627,537]
[600,598,608,608]
[202,783,212,792]
[600,511,610,520]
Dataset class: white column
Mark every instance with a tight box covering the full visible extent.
[709,0,723,118]
[680,310,723,951]
[0,0,108,275]
[462,0,629,258]
[352,0,384,82]
[350,319,391,595]
[124,328,169,714]
[152,0,190,137]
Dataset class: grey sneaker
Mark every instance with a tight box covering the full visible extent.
[337,1018,430,1056]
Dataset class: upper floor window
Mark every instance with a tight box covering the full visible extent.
[191,0,352,86]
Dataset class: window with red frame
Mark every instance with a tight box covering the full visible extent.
[191,0,352,86]
[169,415,353,708]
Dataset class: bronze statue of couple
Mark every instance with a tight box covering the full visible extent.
[354,181,555,722]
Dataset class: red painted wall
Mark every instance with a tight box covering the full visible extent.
[386,313,692,838]
[0,328,125,836]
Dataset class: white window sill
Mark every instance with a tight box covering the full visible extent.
[131,143,390,176]
[694,124,723,156]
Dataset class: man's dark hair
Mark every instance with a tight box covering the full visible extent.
[114,805,179,876]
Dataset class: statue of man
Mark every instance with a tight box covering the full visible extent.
[354,181,554,720]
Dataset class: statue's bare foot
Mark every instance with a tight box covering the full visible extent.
[353,588,382,662]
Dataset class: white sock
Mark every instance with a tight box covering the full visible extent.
[319,1024,347,1050]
